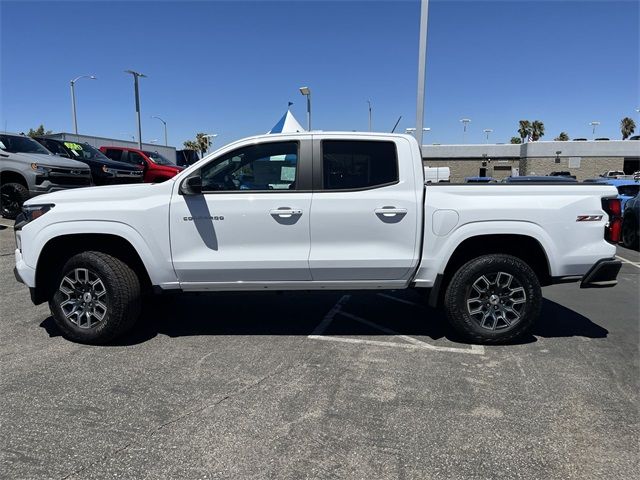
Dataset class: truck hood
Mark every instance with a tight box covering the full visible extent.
[24,181,172,206]
[14,152,91,170]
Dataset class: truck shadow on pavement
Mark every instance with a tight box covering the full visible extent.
[39,290,608,347]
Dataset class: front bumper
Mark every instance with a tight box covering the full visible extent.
[14,248,36,288]
[580,258,622,288]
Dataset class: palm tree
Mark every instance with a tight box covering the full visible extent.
[510,136,522,144]
[531,120,545,141]
[620,117,636,140]
[195,133,210,157]
[518,120,532,143]
[183,140,199,158]
[554,132,569,141]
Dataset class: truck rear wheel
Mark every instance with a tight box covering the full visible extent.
[49,251,141,344]
[1,182,29,219]
[444,254,541,344]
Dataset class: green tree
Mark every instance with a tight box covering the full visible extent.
[510,136,522,144]
[518,120,532,143]
[27,124,52,137]
[183,140,199,157]
[620,117,636,140]
[195,133,210,158]
[554,132,569,141]
[530,120,545,141]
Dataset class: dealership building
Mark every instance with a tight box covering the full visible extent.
[421,140,639,182]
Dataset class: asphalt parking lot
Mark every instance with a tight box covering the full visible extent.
[1,223,638,479]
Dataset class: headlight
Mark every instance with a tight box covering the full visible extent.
[101,165,116,175]
[14,204,55,231]
[30,163,51,175]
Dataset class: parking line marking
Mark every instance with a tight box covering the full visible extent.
[616,255,640,269]
[377,293,423,307]
[0,221,14,228]
[308,295,484,355]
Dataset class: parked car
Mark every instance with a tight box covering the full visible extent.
[35,138,143,186]
[0,133,91,219]
[601,170,626,179]
[99,146,183,183]
[548,171,576,179]
[573,138,588,141]
[587,179,640,212]
[464,176,496,183]
[505,176,578,183]
[628,135,640,140]
[621,192,639,249]
[595,138,610,141]
[15,132,621,345]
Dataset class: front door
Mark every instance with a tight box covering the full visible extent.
[308,137,420,281]
[170,138,313,286]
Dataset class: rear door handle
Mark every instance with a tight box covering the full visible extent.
[374,207,407,217]
[270,208,303,217]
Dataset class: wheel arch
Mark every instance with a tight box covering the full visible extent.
[429,233,552,308]
[32,233,153,304]
[0,170,28,188]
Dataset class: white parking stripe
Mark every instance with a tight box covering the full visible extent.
[377,292,424,307]
[616,255,640,269]
[0,221,14,228]
[308,295,485,355]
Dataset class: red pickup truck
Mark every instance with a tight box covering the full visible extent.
[99,146,183,183]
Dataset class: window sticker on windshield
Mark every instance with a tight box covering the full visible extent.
[64,142,83,151]
[0,141,5,149]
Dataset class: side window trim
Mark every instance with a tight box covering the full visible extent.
[314,138,400,192]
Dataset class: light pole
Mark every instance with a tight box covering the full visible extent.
[415,0,430,152]
[203,134,218,155]
[125,70,147,149]
[589,121,600,140]
[367,99,372,131]
[483,128,493,143]
[299,86,311,131]
[460,118,471,143]
[151,115,168,146]
[70,75,96,134]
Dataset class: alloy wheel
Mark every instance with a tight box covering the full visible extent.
[466,271,527,331]
[58,268,108,329]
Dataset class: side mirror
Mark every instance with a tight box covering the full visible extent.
[180,174,202,195]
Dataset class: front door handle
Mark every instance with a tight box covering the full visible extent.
[374,207,407,217]
[270,208,303,218]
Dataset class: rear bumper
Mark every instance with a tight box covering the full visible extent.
[579,258,622,288]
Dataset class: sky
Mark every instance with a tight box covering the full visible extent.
[1,0,638,148]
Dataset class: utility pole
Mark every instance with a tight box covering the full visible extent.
[367,99,372,131]
[125,70,146,149]
[415,0,430,153]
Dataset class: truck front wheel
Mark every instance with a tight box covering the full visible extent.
[49,251,141,344]
[444,254,541,344]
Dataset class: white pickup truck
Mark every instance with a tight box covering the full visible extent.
[13,132,623,344]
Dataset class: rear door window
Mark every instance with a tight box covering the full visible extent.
[321,140,398,190]
[103,149,123,162]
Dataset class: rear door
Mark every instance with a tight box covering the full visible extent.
[308,136,421,281]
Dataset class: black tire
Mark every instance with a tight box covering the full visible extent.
[621,214,639,250]
[49,251,141,344]
[444,254,542,344]
[1,182,29,219]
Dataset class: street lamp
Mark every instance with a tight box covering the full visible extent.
[151,115,168,146]
[589,121,600,139]
[367,99,372,132]
[299,86,311,131]
[70,75,96,134]
[415,0,430,151]
[125,70,147,149]
[460,118,471,143]
[483,128,494,143]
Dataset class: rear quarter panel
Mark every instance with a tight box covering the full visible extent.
[415,184,618,286]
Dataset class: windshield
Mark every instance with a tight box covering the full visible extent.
[0,134,51,155]
[143,150,174,166]
[618,184,640,196]
[63,141,112,162]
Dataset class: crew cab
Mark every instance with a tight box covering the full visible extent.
[99,146,182,183]
[14,132,622,345]
[34,138,144,186]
